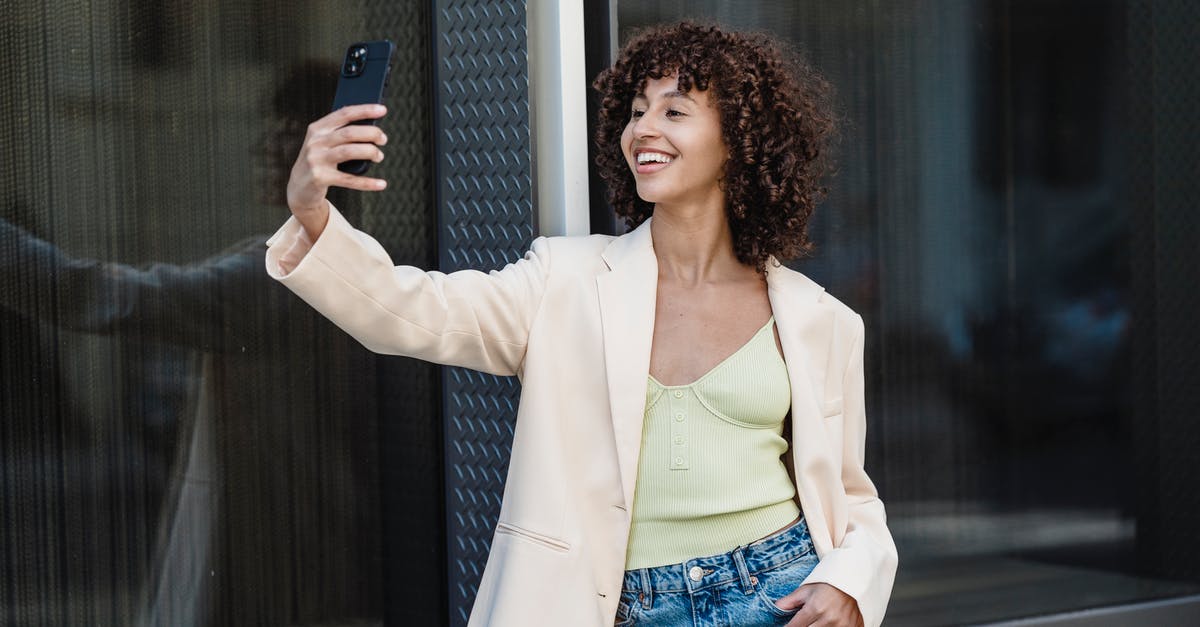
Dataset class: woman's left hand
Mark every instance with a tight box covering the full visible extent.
[776,582,863,627]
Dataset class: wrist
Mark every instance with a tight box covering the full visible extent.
[294,200,330,241]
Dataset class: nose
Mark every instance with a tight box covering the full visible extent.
[631,113,660,139]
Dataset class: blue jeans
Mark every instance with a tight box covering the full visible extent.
[615,517,819,626]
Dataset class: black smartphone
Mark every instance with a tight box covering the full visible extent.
[331,40,395,174]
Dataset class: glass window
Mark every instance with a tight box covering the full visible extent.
[0,2,441,625]
[612,1,1200,624]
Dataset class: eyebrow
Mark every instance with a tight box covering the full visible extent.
[632,90,696,103]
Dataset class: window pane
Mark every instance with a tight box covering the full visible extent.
[0,2,439,625]
[614,1,1200,624]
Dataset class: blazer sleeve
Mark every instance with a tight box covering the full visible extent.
[801,314,898,627]
[264,205,548,377]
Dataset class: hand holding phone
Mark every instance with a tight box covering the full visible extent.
[285,41,393,240]
[286,103,388,240]
[331,40,395,174]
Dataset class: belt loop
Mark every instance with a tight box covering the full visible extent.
[732,548,754,595]
[638,568,653,609]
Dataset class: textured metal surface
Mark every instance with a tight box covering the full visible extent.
[431,1,533,624]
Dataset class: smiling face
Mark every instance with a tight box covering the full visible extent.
[620,74,728,213]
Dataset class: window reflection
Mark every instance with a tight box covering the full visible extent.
[0,4,432,623]
[612,1,1197,624]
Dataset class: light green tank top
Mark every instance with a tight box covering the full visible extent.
[625,317,800,570]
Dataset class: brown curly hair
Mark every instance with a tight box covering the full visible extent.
[593,22,837,271]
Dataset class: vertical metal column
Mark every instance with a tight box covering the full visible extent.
[430,2,533,624]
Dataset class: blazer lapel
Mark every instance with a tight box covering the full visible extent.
[766,261,830,420]
[765,262,837,528]
[596,219,658,510]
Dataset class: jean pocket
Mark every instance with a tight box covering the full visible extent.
[614,589,639,626]
[756,592,798,619]
[751,554,819,619]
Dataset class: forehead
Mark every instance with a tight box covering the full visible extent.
[632,74,703,103]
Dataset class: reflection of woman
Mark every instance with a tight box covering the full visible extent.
[0,59,382,626]
[269,22,896,627]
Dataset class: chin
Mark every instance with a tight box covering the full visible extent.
[633,183,669,205]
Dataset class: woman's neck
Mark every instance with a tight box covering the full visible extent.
[650,201,750,286]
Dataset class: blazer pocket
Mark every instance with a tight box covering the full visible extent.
[822,397,844,419]
[495,521,571,553]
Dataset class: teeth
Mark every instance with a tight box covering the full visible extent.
[637,152,673,165]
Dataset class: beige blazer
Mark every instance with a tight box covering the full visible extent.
[266,206,897,627]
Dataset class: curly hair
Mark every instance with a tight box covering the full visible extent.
[593,22,837,271]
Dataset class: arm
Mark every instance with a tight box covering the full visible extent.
[0,218,278,352]
[266,204,548,377]
[270,103,550,375]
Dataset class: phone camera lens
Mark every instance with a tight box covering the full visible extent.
[342,44,369,77]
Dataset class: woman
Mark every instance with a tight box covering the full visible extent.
[269,22,896,627]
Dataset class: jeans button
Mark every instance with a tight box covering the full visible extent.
[688,566,704,582]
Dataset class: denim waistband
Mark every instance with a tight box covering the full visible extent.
[621,517,814,595]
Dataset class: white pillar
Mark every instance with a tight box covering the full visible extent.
[528,0,591,236]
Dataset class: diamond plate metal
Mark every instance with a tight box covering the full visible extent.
[431,1,532,624]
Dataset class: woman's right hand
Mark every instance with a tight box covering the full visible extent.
[286,104,389,240]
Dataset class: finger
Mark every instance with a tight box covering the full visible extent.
[776,586,812,611]
[293,144,380,188]
[329,170,388,192]
[783,614,807,627]
[326,143,385,165]
[791,601,825,626]
[333,124,389,146]
[784,610,813,627]
[775,595,800,612]
[309,104,388,135]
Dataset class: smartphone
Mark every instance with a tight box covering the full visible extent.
[331,40,395,174]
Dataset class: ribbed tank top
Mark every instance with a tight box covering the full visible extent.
[625,317,800,569]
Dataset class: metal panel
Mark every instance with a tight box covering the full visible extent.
[431,1,533,624]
